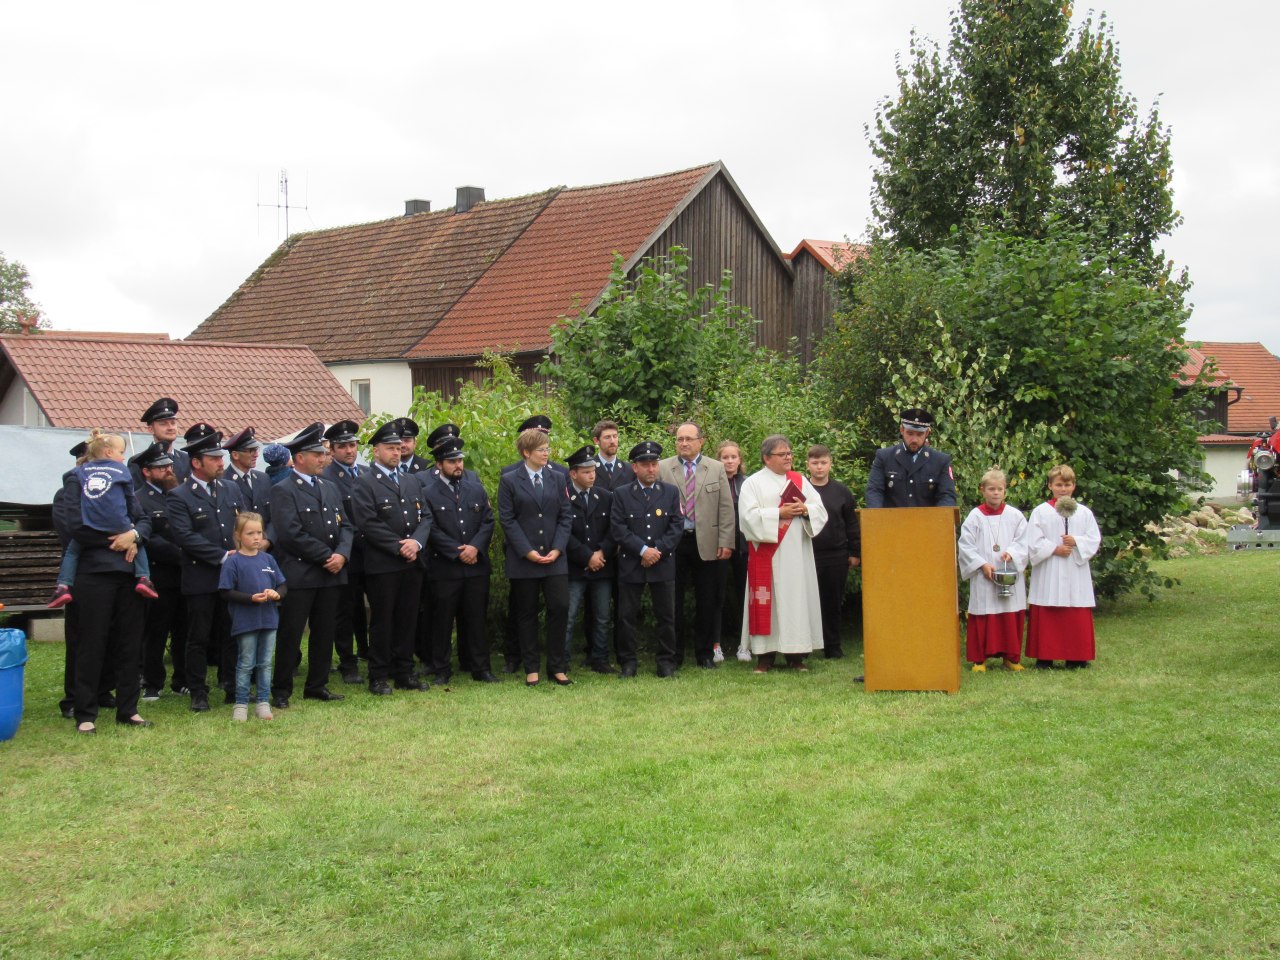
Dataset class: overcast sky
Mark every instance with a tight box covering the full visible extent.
[4,1,1277,355]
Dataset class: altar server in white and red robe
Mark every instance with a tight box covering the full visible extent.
[958,469,1028,672]
[1023,464,1102,669]
[738,434,827,673]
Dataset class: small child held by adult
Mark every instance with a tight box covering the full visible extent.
[1024,464,1102,669]
[218,512,287,721]
[49,430,158,608]
[958,468,1028,672]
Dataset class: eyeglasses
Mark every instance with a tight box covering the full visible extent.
[768,451,793,459]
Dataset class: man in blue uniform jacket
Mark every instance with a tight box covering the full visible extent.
[223,426,274,547]
[865,408,958,509]
[351,420,433,695]
[323,419,369,684]
[166,423,244,712]
[131,442,188,701]
[422,435,496,683]
[609,441,684,678]
[269,422,353,709]
[563,444,617,674]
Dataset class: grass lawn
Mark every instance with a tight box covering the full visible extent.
[1,551,1278,959]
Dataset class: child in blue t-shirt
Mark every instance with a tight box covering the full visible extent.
[218,512,287,721]
[49,430,157,608]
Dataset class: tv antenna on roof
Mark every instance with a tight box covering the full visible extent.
[257,168,309,239]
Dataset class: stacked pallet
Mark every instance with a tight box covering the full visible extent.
[0,530,61,609]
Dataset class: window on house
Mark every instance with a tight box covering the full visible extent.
[351,379,371,416]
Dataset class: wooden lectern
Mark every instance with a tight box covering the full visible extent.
[859,506,961,693]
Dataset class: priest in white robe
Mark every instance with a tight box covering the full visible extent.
[738,434,828,672]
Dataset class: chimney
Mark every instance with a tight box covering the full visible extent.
[456,185,485,214]
[404,199,431,216]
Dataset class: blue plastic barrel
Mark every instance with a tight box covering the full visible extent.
[0,628,28,741]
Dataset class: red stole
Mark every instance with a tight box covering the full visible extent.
[747,471,804,635]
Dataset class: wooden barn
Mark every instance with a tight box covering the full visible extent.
[189,162,841,414]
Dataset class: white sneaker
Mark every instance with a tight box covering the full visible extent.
[712,644,725,664]
[736,646,752,662]
[255,702,273,721]
[232,704,248,722]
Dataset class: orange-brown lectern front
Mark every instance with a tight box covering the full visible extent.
[859,506,961,693]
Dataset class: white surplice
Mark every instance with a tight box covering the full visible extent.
[957,505,1029,614]
[1023,500,1102,607]
[738,467,828,654]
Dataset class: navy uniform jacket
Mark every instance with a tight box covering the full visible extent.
[498,467,573,579]
[427,463,480,484]
[166,477,244,594]
[592,457,635,492]
[270,472,353,589]
[137,482,183,570]
[502,459,569,479]
[423,472,494,581]
[609,480,682,584]
[227,466,274,540]
[322,460,365,574]
[401,454,430,476]
[865,443,958,508]
[53,474,152,576]
[350,467,432,576]
[565,482,615,581]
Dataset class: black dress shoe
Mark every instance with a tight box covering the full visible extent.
[697,659,717,669]
[341,671,363,684]
[525,678,540,687]
[656,666,676,678]
[471,671,500,682]
[434,672,453,686]
[589,662,618,674]
[852,675,865,683]
[552,675,573,686]
[503,660,520,674]
[620,663,637,678]
[303,688,345,702]
[76,723,96,735]
[369,680,393,696]
[1034,660,1055,670]
[116,717,154,728]
[224,688,236,704]
[60,705,75,719]
[394,678,428,691]
[825,649,845,660]
[270,696,291,709]
[189,691,210,712]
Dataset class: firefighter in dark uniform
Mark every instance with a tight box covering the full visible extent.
[165,423,243,712]
[422,435,497,683]
[322,419,368,684]
[563,444,617,674]
[132,397,190,485]
[351,420,433,695]
[268,422,353,708]
[864,408,958,509]
[397,417,430,476]
[131,442,188,701]
[609,441,684,677]
[425,423,481,483]
[223,426,274,546]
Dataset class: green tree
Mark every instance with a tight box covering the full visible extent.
[0,252,48,333]
[540,247,756,426]
[869,0,1179,275]
[822,226,1212,600]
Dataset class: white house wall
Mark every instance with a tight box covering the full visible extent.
[1200,443,1251,502]
[325,360,414,420]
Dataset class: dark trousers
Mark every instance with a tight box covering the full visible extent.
[503,591,520,667]
[72,571,143,724]
[332,570,369,672]
[273,585,340,699]
[815,559,849,655]
[414,566,435,669]
[510,575,569,675]
[365,567,422,684]
[618,579,677,672]
[60,601,112,715]
[721,548,748,644]
[430,576,490,676]
[185,591,232,696]
[674,534,727,665]
[142,572,186,691]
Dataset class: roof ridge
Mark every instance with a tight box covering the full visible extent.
[559,161,720,195]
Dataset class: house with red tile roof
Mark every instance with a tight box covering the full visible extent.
[786,240,866,364]
[1179,341,1280,500]
[190,162,842,415]
[0,331,365,439]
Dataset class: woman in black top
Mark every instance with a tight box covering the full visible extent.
[716,441,750,659]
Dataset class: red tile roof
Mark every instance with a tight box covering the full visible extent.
[405,164,717,359]
[1195,341,1280,433]
[0,334,365,438]
[787,239,866,274]
[190,191,558,362]
[1198,433,1253,446]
